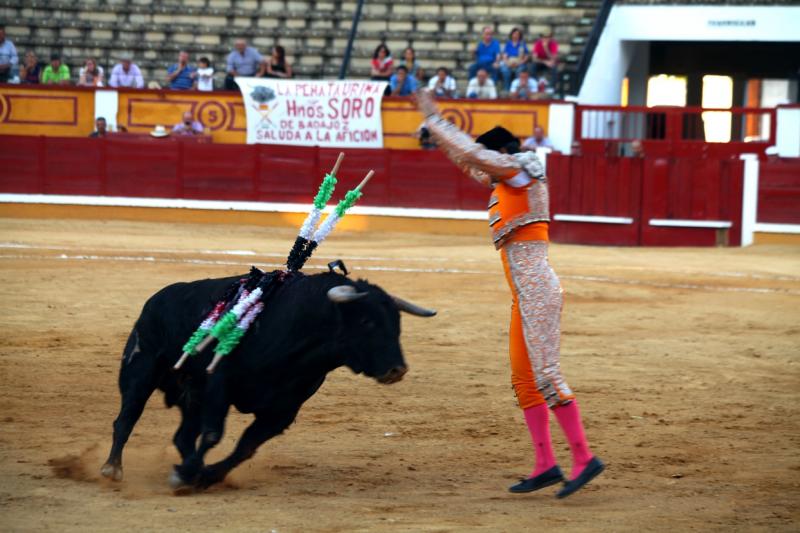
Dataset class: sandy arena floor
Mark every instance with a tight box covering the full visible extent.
[0,218,798,532]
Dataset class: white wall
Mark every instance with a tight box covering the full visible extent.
[547,103,575,154]
[578,6,800,105]
[94,90,119,131]
[776,107,800,157]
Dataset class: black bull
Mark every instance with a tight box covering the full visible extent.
[100,270,435,490]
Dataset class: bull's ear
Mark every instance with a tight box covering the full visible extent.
[391,295,437,317]
[328,285,368,303]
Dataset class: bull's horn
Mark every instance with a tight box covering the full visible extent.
[391,295,437,317]
[327,285,368,303]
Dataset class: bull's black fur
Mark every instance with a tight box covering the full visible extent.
[103,271,409,490]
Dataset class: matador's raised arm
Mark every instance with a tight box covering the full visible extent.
[415,89,523,187]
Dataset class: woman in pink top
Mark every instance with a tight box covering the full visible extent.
[531,31,558,84]
[370,44,393,81]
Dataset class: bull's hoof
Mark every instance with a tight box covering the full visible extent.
[100,462,123,482]
[169,467,194,495]
[195,465,227,490]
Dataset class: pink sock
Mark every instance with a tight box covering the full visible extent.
[523,403,557,477]
[553,401,594,479]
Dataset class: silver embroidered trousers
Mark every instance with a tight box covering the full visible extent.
[502,240,574,409]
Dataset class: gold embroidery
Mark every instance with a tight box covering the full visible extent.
[492,213,549,248]
[490,181,550,249]
[505,241,573,408]
[526,180,550,221]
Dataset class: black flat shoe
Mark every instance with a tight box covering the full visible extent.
[508,465,565,493]
[556,456,604,499]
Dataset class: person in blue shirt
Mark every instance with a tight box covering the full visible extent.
[167,51,196,90]
[388,65,418,96]
[0,26,19,83]
[468,26,501,82]
[500,27,529,92]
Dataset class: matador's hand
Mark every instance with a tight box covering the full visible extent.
[414,88,440,119]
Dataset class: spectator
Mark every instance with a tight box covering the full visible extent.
[500,27,529,92]
[388,65,417,96]
[531,30,558,83]
[172,111,204,136]
[427,66,457,98]
[258,45,293,79]
[522,125,553,150]
[89,117,108,137]
[467,26,500,82]
[78,57,104,87]
[620,139,644,158]
[225,39,262,90]
[167,51,196,90]
[19,50,40,84]
[509,70,538,100]
[631,139,644,157]
[0,26,18,83]
[370,44,393,81]
[108,53,144,88]
[466,68,497,100]
[401,47,424,84]
[194,57,214,91]
[41,53,71,85]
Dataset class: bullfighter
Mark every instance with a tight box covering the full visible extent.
[414,88,604,498]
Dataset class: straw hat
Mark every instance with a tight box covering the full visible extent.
[150,125,169,138]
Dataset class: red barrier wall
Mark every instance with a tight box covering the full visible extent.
[2,135,774,247]
[0,135,487,211]
[640,157,744,246]
[758,159,800,224]
[548,153,747,246]
[548,153,643,246]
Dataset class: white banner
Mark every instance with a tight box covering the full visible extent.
[236,78,388,148]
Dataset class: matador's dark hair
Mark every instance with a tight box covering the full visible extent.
[476,126,520,154]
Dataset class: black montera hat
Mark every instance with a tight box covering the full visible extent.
[475,126,518,152]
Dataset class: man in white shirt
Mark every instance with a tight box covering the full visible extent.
[466,68,497,100]
[108,53,144,89]
[522,126,553,150]
[427,67,457,98]
[509,71,539,100]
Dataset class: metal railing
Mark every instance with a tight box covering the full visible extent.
[575,105,776,144]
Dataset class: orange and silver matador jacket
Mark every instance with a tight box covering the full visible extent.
[424,116,550,249]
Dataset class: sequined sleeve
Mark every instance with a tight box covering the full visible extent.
[425,116,523,187]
